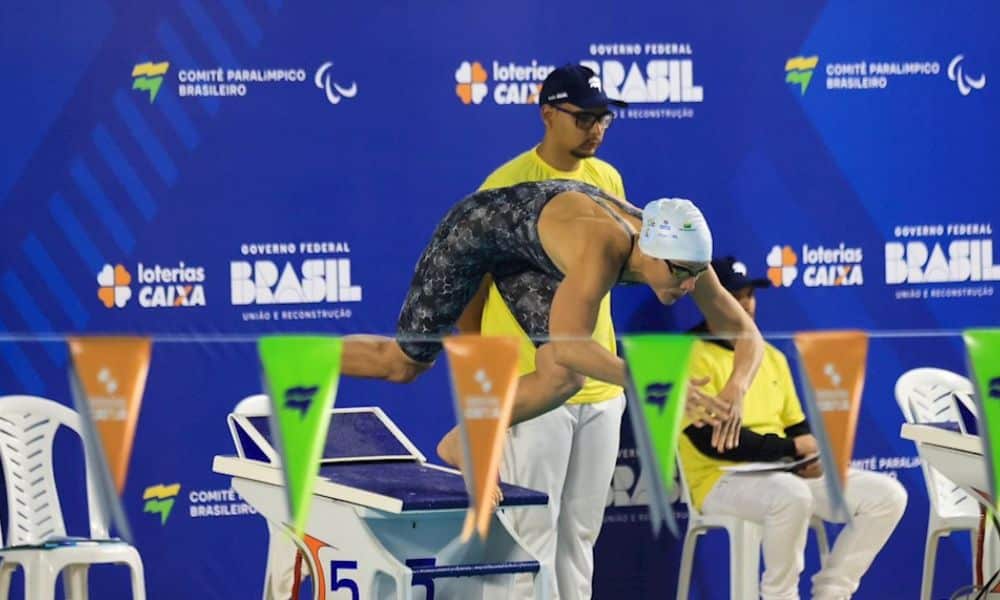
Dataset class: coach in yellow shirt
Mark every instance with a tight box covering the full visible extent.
[460,64,628,600]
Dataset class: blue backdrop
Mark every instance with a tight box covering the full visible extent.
[1,0,997,597]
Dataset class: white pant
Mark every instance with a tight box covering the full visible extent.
[701,469,907,600]
[491,396,626,600]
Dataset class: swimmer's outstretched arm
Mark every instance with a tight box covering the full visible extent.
[511,234,732,427]
[691,268,765,451]
[545,239,627,388]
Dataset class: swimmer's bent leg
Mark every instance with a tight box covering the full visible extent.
[437,270,586,468]
[344,200,491,383]
[436,344,583,467]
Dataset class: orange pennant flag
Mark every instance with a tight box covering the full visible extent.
[443,335,519,541]
[794,331,868,488]
[68,337,152,493]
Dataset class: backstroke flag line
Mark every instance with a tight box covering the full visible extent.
[794,330,868,522]
[963,328,1000,508]
[259,335,343,537]
[443,335,520,541]
[621,334,697,538]
[67,336,153,543]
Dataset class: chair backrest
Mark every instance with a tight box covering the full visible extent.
[234,393,269,415]
[894,368,979,519]
[895,367,976,427]
[0,395,109,546]
[949,374,978,420]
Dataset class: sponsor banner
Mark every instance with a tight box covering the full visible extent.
[133,60,358,105]
[186,487,258,518]
[850,454,922,479]
[455,59,553,105]
[143,483,182,525]
[786,53,986,96]
[98,261,207,310]
[231,241,362,322]
[584,41,703,120]
[886,222,997,301]
[455,40,704,119]
[766,243,864,288]
[141,484,257,525]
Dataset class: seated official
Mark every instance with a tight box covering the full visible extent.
[678,256,908,600]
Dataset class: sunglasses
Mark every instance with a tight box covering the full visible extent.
[549,104,615,130]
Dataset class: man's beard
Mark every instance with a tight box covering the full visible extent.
[571,138,602,159]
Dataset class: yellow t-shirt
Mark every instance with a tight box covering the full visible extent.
[677,340,807,509]
[478,147,626,404]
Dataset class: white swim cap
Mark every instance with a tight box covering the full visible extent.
[638,198,713,263]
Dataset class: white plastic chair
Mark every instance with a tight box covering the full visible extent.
[0,395,145,599]
[895,367,979,600]
[233,394,300,600]
[676,455,830,599]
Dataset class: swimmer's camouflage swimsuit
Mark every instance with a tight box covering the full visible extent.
[397,179,635,363]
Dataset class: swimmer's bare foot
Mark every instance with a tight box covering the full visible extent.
[437,426,504,509]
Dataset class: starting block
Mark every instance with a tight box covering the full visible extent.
[212,406,549,599]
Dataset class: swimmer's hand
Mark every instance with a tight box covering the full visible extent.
[712,386,743,452]
[685,376,729,428]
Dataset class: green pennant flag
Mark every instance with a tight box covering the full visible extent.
[963,328,1000,507]
[259,335,343,536]
[621,334,696,537]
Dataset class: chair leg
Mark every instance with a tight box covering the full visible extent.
[812,519,831,567]
[677,529,701,600]
[25,559,58,600]
[921,529,942,600]
[124,548,147,600]
[729,524,761,600]
[0,562,18,600]
[62,564,89,600]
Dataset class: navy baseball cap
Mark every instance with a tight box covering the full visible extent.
[712,256,772,293]
[539,64,628,108]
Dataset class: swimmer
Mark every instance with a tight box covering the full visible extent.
[340,179,764,461]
